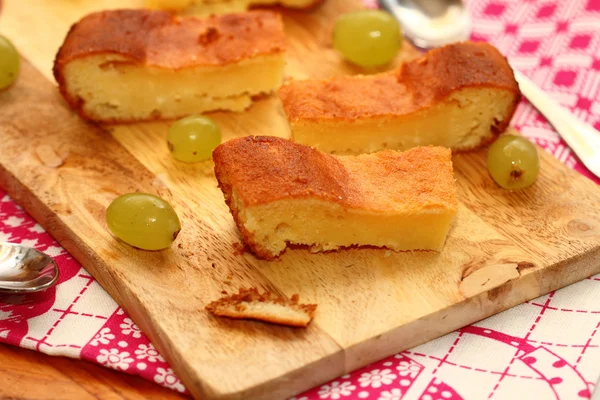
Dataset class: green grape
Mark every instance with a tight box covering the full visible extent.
[332,10,402,68]
[106,193,181,250]
[487,135,540,190]
[167,115,221,162]
[0,35,20,90]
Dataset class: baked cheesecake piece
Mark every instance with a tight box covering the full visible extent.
[278,41,521,154]
[206,288,317,328]
[213,136,458,260]
[53,10,285,123]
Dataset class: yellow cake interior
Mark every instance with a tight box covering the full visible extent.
[232,194,456,257]
[292,87,517,154]
[62,53,284,121]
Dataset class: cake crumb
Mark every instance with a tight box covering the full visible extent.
[232,241,248,256]
[206,288,317,328]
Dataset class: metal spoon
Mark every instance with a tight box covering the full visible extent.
[0,242,59,293]
[380,0,472,49]
[379,0,600,179]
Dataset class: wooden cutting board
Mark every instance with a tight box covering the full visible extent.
[1,0,600,399]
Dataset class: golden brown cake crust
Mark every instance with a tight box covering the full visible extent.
[278,41,520,125]
[205,288,317,328]
[399,41,518,103]
[53,9,285,71]
[213,136,348,206]
[213,136,456,211]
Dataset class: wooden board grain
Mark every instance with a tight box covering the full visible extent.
[1,0,600,399]
[0,344,185,400]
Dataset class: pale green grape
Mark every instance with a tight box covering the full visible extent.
[106,193,181,250]
[487,135,540,190]
[332,10,402,68]
[167,115,221,162]
[0,35,20,90]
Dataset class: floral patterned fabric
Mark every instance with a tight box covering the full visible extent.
[1,0,600,399]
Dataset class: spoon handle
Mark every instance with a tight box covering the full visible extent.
[513,70,600,179]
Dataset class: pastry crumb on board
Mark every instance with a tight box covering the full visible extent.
[206,288,317,328]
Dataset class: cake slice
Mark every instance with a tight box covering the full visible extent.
[213,136,458,260]
[53,10,285,123]
[278,41,521,154]
[206,288,317,328]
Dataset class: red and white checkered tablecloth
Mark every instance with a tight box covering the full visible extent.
[1,0,599,399]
